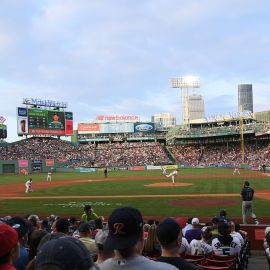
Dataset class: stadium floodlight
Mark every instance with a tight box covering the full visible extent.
[170,76,200,126]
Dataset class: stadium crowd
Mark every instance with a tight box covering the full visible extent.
[0,205,251,270]
[1,137,270,167]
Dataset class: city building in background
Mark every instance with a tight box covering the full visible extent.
[151,112,176,130]
[188,94,205,121]
[254,110,270,123]
[238,84,253,112]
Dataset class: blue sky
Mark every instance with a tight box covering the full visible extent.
[0,0,270,142]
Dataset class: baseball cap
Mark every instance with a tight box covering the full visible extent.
[35,236,93,270]
[7,216,30,238]
[192,217,200,225]
[156,218,181,246]
[79,222,91,233]
[175,217,186,229]
[0,223,18,256]
[105,207,143,250]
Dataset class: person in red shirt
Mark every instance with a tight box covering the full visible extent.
[0,223,20,270]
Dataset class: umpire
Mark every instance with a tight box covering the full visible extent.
[241,181,259,225]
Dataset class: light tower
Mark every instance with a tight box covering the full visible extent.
[170,76,200,126]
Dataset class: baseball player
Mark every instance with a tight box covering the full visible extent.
[241,180,259,224]
[47,171,52,182]
[161,167,167,175]
[25,178,33,193]
[166,169,178,184]
[233,165,240,175]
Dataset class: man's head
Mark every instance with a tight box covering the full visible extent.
[55,218,69,234]
[84,205,93,214]
[218,222,231,236]
[35,236,93,270]
[156,218,181,249]
[244,181,250,187]
[6,216,30,243]
[191,217,200,227]
[78,222,91,237]
[105,206,143,250]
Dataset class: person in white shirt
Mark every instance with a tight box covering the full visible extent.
[179,236,191,254]
[25,178,33,193]
[190,226,213,255]
[229,221,244,246]
[211,222,241,256]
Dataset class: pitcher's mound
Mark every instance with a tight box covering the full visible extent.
[145,182,193,187]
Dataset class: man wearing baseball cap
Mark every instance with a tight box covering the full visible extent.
[99,206,177,270]
[0,223,20,270]
[156,218,200,270]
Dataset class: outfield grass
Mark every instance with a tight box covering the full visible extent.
[0,168,269,219]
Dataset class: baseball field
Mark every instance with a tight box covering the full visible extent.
[1,168,270,223]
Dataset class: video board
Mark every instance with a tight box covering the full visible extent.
[17,107,73,136]
[0,124,7,139]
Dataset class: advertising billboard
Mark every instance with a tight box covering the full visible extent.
[17,107,73,136]
[134,122,155,133]
[78,123,100,134]
[0,124,7,139]
[96,115,139,122]
[100,123,134,134]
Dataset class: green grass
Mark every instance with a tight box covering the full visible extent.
[0,168,269,219]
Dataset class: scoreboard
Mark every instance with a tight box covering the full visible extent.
[17,107,73,136]
[0,124,7,139]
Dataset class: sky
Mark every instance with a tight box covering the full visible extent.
[0,0,270,142]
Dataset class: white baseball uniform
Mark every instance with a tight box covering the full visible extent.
[233,166,240,175]
[190,239,213,255]
[47,172,52,182]
[162,167,167,175]
[166,170,178,183]
[211,236,241,256]
[25,180,32,193]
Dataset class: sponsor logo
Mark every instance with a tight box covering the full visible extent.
[135,124,153,132]
[18,107,28,116]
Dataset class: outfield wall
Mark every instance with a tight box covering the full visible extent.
[0,159,266,174]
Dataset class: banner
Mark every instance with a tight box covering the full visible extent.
[134,122,155,133]
[163,165,178,170]
[79,167,96,172]
[45,159,55,167]
[130,166,145,171]
[100,123,134,134]
[65,112,73,135]
[78,123,100,134]
[19,168,28,174]
[19,160,28,167]
[17,107,29,135]
[32,160,42,172]
[96,115,139,122]
[146,165,162,170]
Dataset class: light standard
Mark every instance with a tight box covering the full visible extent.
[170,76,200,127]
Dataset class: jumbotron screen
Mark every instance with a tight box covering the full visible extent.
[17,107,73,136]
[0,124,7,139]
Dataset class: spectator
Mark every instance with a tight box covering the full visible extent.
[182,217,193,237]
[211,222,241,256]
[0,223,20,270]
[95,227,114,264]
[7,216,30,270]
[81,205,98,222]
[55,218,70,235]
[78,222,98,260]
[99,207,177,270]
[28,229,48,261]
[156,218,200,270]
[185,218,202,243]
[190,226,213,255]
[35,236,95,270]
